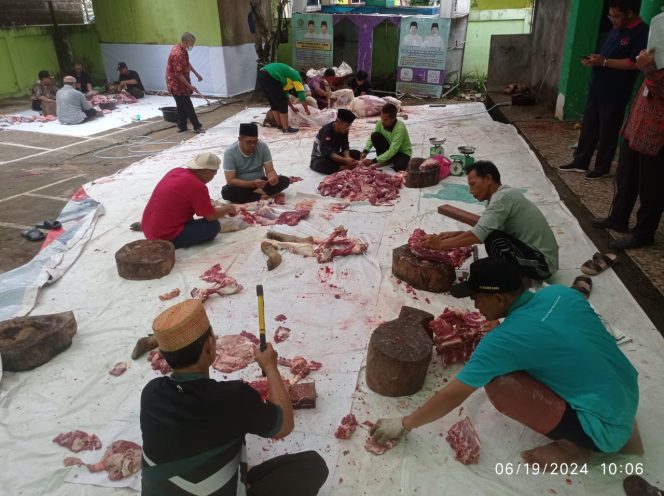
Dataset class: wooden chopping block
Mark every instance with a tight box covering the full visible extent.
[289,381,317,409]
[115,240,175,280]
[406,158,439,188]
[398,306,435,339]
[392,244,455,293]
[366,307,434,397]
[0,311,77,371]
[437,204,480,227]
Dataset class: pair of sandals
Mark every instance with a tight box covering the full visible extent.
[571,252,618,299]
[21,220,62,242]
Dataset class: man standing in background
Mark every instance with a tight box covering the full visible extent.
[166,32,205,133]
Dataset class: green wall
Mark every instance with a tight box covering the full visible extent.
[557,0,663,120]
[371,20,400,79]
[471,0,533,9]
[92,0,222,45]
[0,25,104,98]
[463,9,532,76]
[0,27,59,98]
[277,19,293,66]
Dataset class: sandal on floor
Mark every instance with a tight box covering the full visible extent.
[580,252,617,276]
[282,127,299,133]
[21,228,45,242]
[571,275,592,299]
[623,475,663,496]
[35,219,61,230]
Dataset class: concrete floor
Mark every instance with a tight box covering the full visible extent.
[488,92,664,334]
[0,96,249,273]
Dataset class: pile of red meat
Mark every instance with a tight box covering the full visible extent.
[408,229,473,268]
[446,417,481,464]
[317,166,403,206]
[429,307,498,367]
[89,95,115,106]
[278,356,322,383]
[64,440,143,480]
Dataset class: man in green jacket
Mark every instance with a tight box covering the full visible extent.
[360,103,412,171]
[257,62,310,133]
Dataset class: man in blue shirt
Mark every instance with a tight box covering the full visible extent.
[371,258,643,466]
[559,0,648,180]
[222,123,291,204]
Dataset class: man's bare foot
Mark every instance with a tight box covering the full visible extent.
[521,440,590,468]
[131,335,158,360]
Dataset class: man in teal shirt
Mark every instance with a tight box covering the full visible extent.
[371,257,643,466]
[423,160,559,280]
[222,123,290,203]
[360,103,412,171]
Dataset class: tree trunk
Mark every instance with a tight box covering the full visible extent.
[250,0,289,102]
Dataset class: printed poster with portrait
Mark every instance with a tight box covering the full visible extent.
[292,13,334,71]
[396,16,451,97]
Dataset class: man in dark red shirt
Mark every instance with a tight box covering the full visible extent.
[166,32,204,133]
[142,153,235,249]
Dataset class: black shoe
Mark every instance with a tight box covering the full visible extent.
[177,128,188,133]
[194,127,205,134]
[282,127,299,133]
[590,217,628,232]
[609,234,654,251]
[558,163,587,173]
[584,170,610,180]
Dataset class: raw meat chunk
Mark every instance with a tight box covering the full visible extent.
[108,362,128,376]
[147,350,172,375]
[408,229,473,268]
[317,167,404,206]
[213,335,255,373]
[274,326,291,343]
[85,440,142,480]
[158,288,180,301]
[239,330,260,346]
[430,308,498,367]
[364,436,399,455]
[446,417,481,464]
[335,414,358,439]
[53,431,102,453]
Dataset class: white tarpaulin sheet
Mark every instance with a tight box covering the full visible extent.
[0,104,662,496]
[0,95,207,138]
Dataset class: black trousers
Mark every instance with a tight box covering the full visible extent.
[128,87,145,99]
[31,100,42,111]
[547,404,600,451]
[608,139,664,242]
[172,218,221,248]
[221,175,290,204]
[310,149,361,175]
[572,98,628,174]
[371,132,410,171]
[257,69,289,114]
[485,230,552,280]
[173,94,202,131]
[247,450,328,496]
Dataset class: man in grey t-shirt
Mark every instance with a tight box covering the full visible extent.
[221,123,291,204]
[56,75,98,125]
[423,161,559,280]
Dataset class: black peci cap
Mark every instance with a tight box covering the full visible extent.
[337,109,356,124]
[450,257,523,298]
[239,123,258,137]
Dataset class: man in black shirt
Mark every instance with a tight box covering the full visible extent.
[116,62,145,98]
[140,299,328,496]
[310,108,361,174]
[71,62,93,94]
[349,70,373,97]
[559,0,648,180]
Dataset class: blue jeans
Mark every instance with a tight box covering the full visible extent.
[172,219,220,249]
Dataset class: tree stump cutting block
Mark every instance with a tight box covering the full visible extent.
[115,240,175,280]
[392,244,455,293]
[0,311,77,371]
[406,159,439,188]
[366,306,434,397]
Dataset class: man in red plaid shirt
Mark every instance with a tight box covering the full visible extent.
[166,32,204,133]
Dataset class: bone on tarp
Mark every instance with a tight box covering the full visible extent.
[261,226,367,268]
